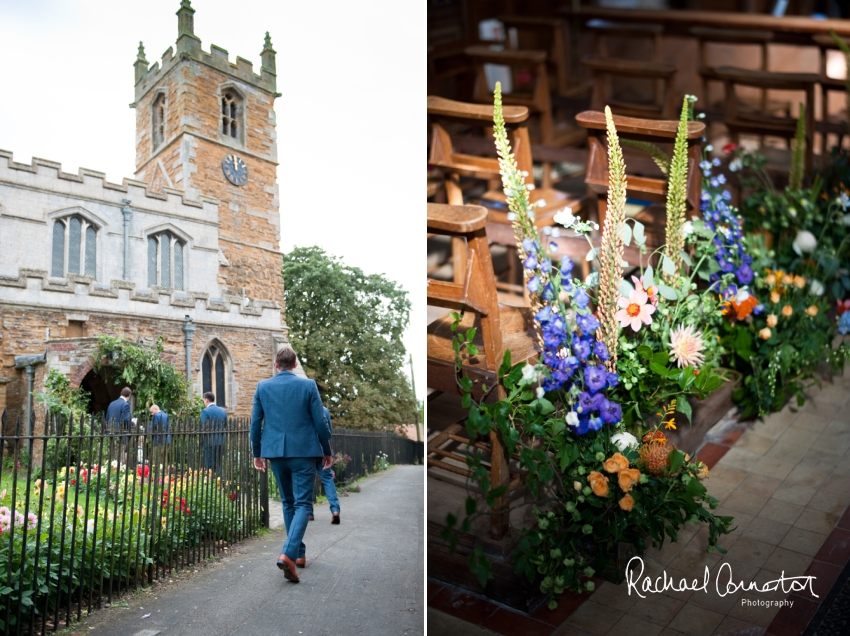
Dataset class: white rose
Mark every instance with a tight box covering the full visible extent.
[611,432,639,451]
[682,221,694,237]
[792,230,817,255]
[566,411,579,427]
[535,386,545,399]
[521,363,537,381]
[554,207,575,228]
[810,279,825,296]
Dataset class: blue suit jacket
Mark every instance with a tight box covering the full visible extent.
[151,411,170,445]
[106,398,131,432]
[201,404,227,446]
[250,371,331,459]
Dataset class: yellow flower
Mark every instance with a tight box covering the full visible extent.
[602,452,630,474]
[766,314,778,327]
[587,471,610,497]
[793,276,806,289]
[782,305,793,317]
[770,291,781,304]
[759,328,772,340]
[619,494,635,511]
[805,305,819,317]
[695,462,709,480]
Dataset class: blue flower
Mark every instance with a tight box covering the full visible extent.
[523,253,537,271]
[527,276,540,293]
[542,282,555,301]
[600,399,622,424]
[539,259,552,275]
[573,339,590,360]
[719,259,734,273]
[587,416,604,432]
[735,263,753,284]
[574,288,589,309]
[522,238,536,253]
[839,312,850,335]
[594,341,609,361]
[535,306,552,322]
[576,313,600,335]
[753,304,764,316]
[606,372,619,388]
[577,391,594,413]
[561,257,574,276]
[585,365,607,393]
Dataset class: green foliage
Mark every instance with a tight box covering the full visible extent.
[34,368,90,419]
[282,246,416,430]
[92,335,199,417]
[789,103,806,191]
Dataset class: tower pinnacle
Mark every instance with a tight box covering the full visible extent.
[261,32,276,74]
[177,0,195,38]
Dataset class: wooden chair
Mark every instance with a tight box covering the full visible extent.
[714,67,817,176]
[427,202,538,539]
[581,21,677,120]
[576,110,705,253]
[465,45,586,188]
[428,95,592,293]
[690,26,780,123]
[813,33,849,150]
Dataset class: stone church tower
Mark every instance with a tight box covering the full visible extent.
[0,1,291,436]
[132,0,283,304]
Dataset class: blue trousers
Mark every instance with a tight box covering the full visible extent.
[310,463,340,515]
[268,457,316,561]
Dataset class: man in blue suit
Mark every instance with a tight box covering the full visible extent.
[106,387,133,464]
[309,407,340,524]
[201,392,227,473]
[250,346,332,583]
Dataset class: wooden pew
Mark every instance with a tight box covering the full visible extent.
[813,33,849,150]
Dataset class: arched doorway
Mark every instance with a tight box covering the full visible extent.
[80,367,124,417]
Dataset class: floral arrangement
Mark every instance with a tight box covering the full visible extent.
[444,85,733,604]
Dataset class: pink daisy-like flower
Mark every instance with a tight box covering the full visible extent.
[669,325,706,369]
[631,275,658,306]
[616,290,656,332]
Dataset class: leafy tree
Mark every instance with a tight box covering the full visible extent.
[283,246,417,429]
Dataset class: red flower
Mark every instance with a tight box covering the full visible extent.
[229,492,237,501]
[70,479,76,485]
[837,299,850,315]
[722,142,739,154]
[185,509,191,515]
[136,465,151,478]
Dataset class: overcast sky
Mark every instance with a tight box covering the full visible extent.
[0,0,424,400]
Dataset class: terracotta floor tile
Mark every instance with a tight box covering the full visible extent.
[704,464,749,487]
[820,473,850,494]
[647,538,687,567]
[763,594,819,636]
[686,581,744,616]
[734,432,776,456]
[813,383,850,405]
[810,431,850,457]
[710,615,762,636]
[782,464,831,488]
[789,412,830,433]
[627,593,684,626]
[751,414,794,440]
[807,489,849,515]
[428,580,445,601]
[482,608,555,636]
[728,593,781,627]
[686,525,739,553]
[585,582,637,614]
[775,426,817,450]
[718,448,763,472]
[697,443,733,470]
[771,484,816,507]
[741,517,791,546]
[763,547,814,578]
[793,508,838,535]
[737,473,782,498]
[778,527,827,557]
[712,427,746,448]
[562,600,624,635]
[428,608,497,636]
[659,630,689,636]
[532,590,588,627]
[429,587,499,624]
[551,626,596,636]
[606,613,664,636]
[667,603,724,636]
[656,567,699,603]
[758,499,805,526]
[801,398,844,418]
[724,535,776,569]
[803,558,842,599]
[750,458,796,481]
[714,510,754,536]
[669,547,723,573]
[721,490,768,516]
[797,448,841,471]
[813,527,850,566]
[837,504,850,530]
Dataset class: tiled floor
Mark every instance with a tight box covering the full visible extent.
[428,374,850,636]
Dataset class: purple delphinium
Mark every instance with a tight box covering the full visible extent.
[573,287,589,309]
[600,399,622,424]
[576,313,600,334]
[585,365,607,393]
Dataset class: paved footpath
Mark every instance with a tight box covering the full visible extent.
[68,465,424,636]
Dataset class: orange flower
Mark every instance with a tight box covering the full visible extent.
[602,452,630,474]
[782,274,794,286]
[766,314,777,327]
[782,305,793,317]
[759,327,772,340]
[770,292,781,304]
[617,468,641,492]
[793,276,806,289]
[805,305,819,317]
[587,471,610,497]
[642,430,667,445]
[619,494,635,511]
[765,273,776,286]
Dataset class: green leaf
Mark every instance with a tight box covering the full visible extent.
[656,284,679,301]
[619,223,632,246]
[650,361,669,377]
[678,249,692,267]
[638,344,654,361]
[498,350,513,377]
[466,343,479,356]
[461,393,471,408]
[633,221,645,245]
[676,396,693,423]
[644,265,655,289]
[619,279,634,298]
[585,272,599,287]
[466,498,477,516]
[661,254,676,275]
[536,397,555,415]
[465,328,477,343]
[668,449,685,473]
[586,248,598,261]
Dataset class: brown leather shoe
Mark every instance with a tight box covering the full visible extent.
[295,557,306,568]
[331,512,340,525]
[308,515,315,521]
[276,554,300,582]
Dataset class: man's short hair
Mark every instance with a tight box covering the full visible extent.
[120,387,132,398]
[150,404,160,413]
[203,391,215,403]
[275,346,297,370]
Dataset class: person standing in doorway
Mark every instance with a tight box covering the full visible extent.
[309,406,340,524]
[149,404,170,474]
[201,392,226,473]
[250,346,332,583]
[106,387,132,464]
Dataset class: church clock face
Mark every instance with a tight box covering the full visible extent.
[222,154,248,186]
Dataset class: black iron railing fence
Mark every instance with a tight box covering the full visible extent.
[0,411,261,636]
[0,411,423,635]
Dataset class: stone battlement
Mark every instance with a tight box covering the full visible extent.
[0,149,217,212]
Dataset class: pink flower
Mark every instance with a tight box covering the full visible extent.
[669,325,706,368]
[616,290,656,332]
[631,275,658,306]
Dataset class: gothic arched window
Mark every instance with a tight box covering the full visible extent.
[152,93,166,148]
[221,90,241,140]
[147,232,185,290]
[51,215,97,279]
[202,345,227,407]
